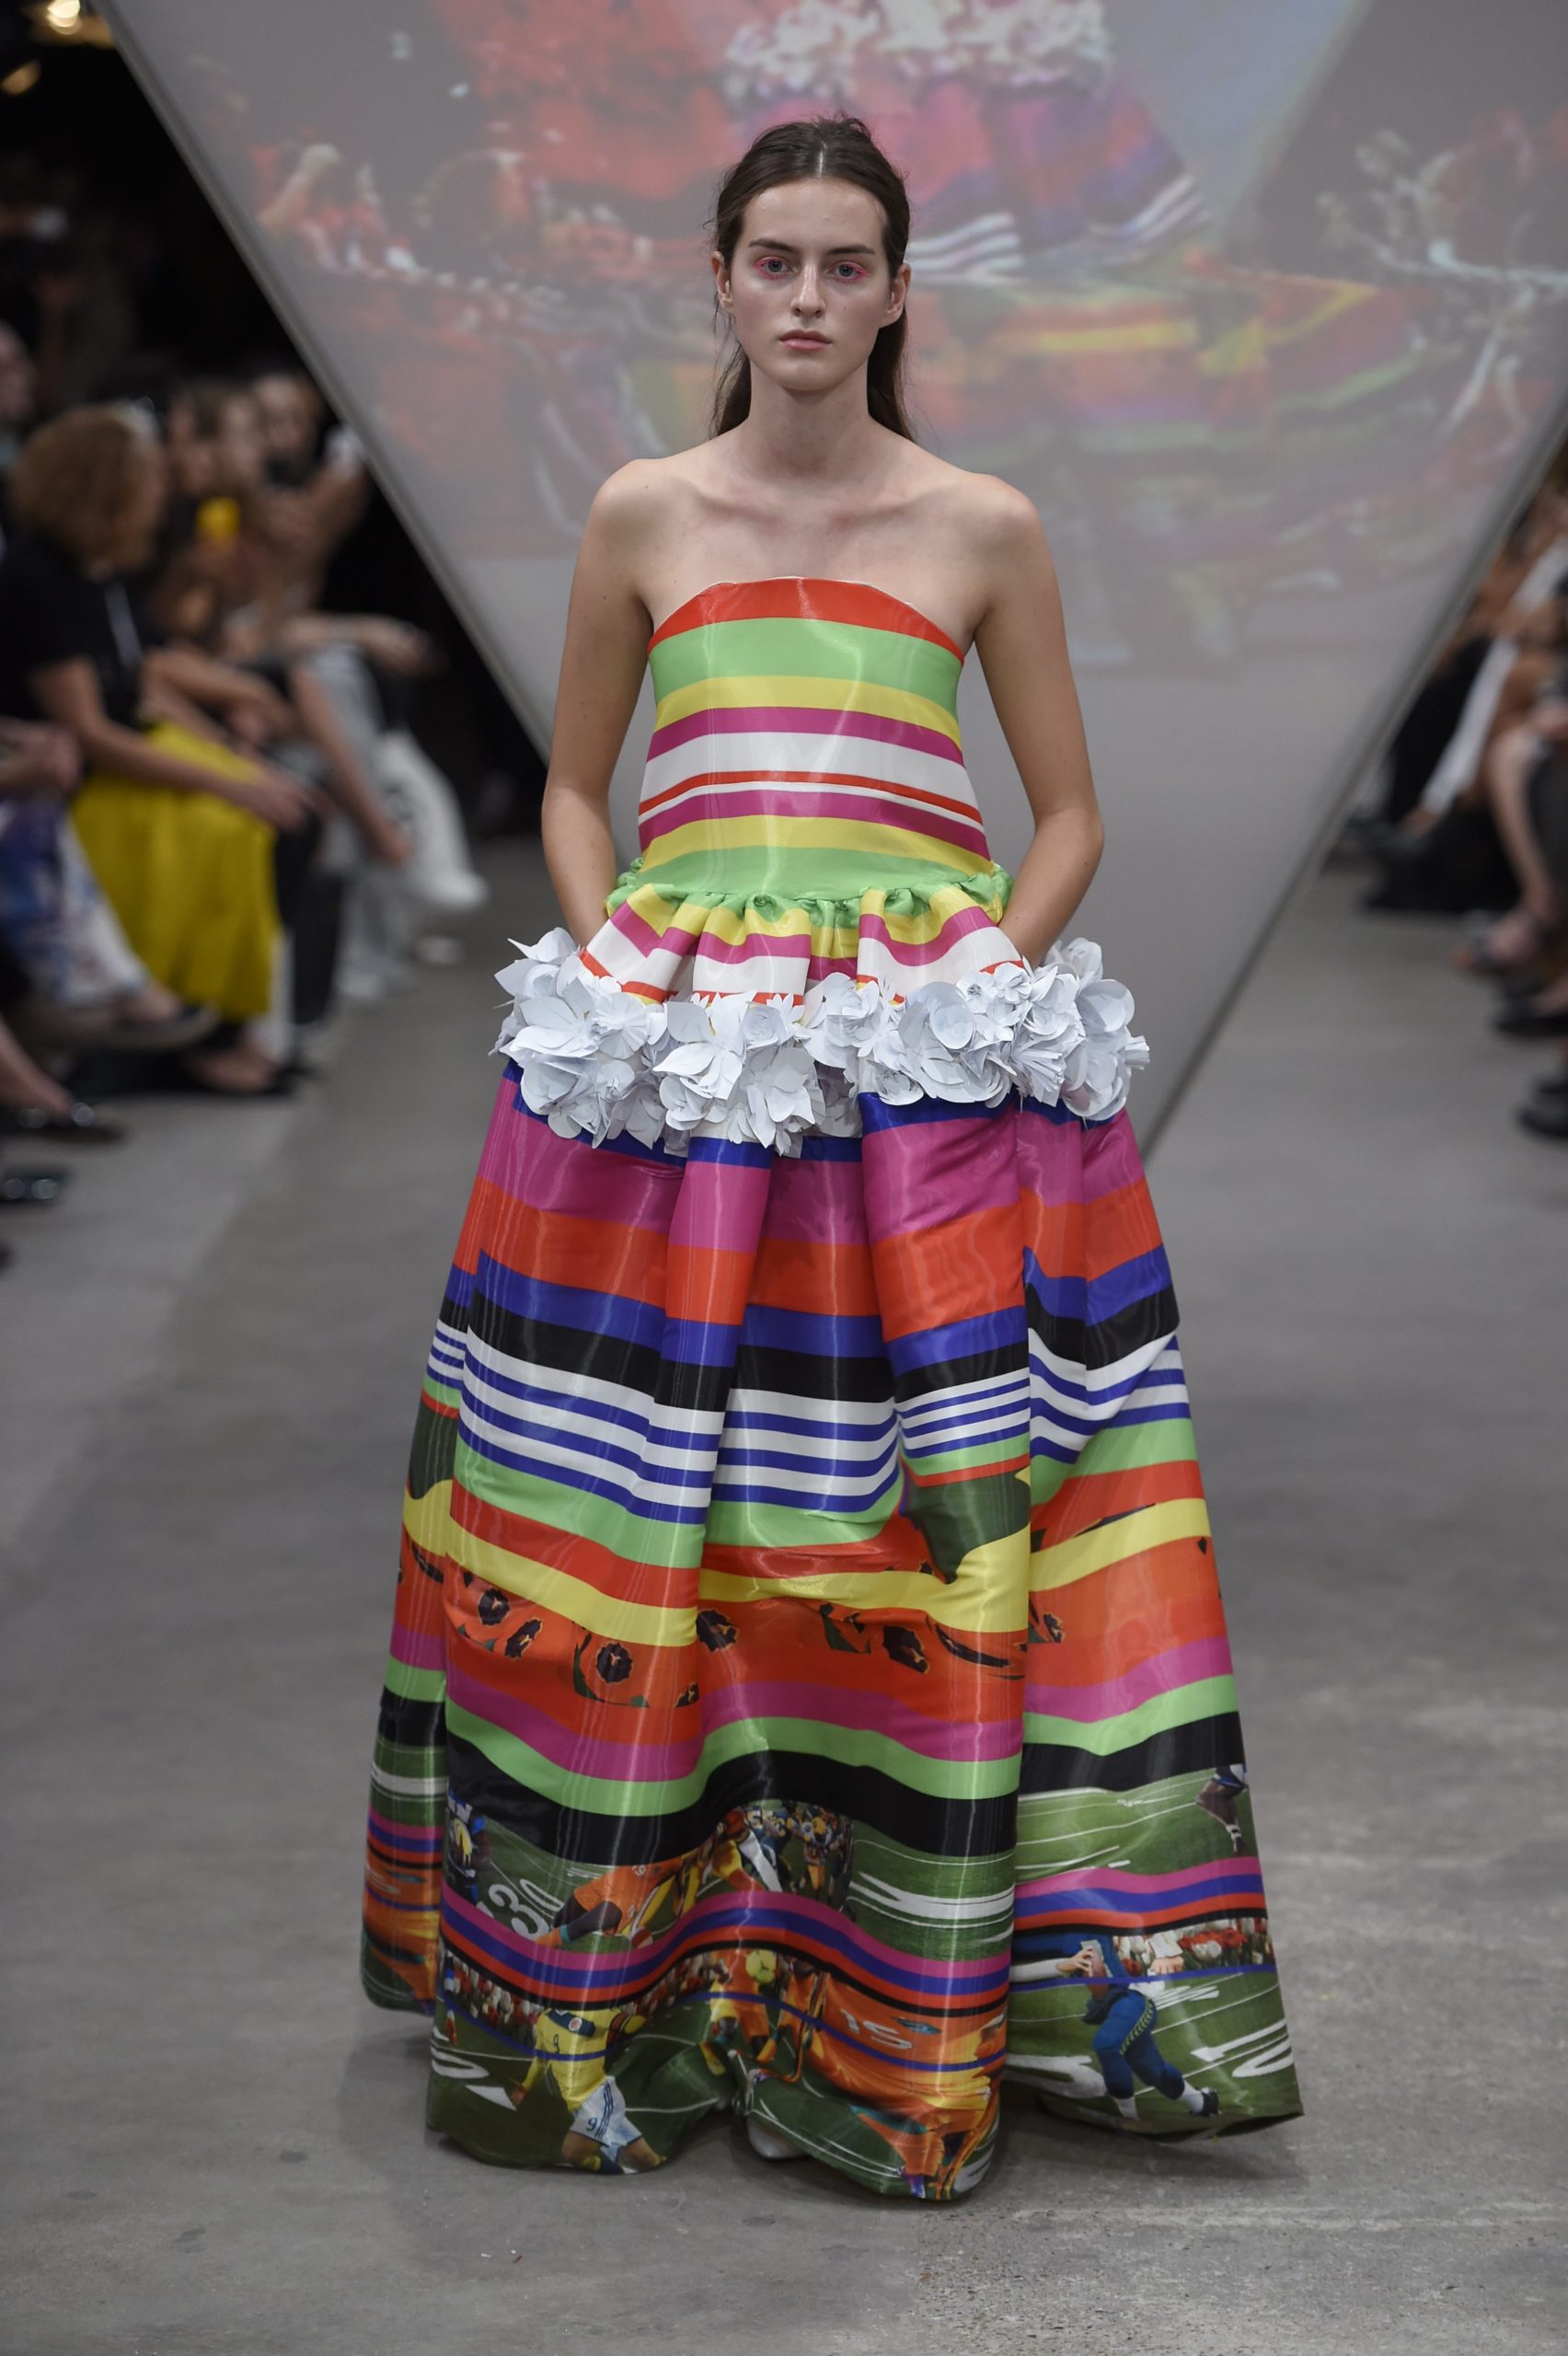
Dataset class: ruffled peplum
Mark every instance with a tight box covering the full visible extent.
[492,868,1149,1158]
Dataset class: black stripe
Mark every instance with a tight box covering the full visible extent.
[444,1727,1017,1865]
[1021,1714,1246,1795]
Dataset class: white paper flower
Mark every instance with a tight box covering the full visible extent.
[490,918,1148,1151]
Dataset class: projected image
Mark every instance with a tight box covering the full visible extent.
[105,0,1568,1132]
[133,0,1567,677]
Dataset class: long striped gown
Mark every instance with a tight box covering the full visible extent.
[362,576,1301,2198]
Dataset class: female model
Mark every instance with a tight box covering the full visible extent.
[362,112,1301,2201]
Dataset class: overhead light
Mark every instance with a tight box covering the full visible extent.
[44,0,80,27]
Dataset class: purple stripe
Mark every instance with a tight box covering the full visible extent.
[1025,1635,1234,1724]
[648,703,964,765]
[765,1154,869,1246]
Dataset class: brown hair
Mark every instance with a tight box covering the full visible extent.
[8,405,160,572]
[707,113,915,442]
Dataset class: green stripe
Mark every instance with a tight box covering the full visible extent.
[454,1439,703,1575]
[384,1653,445,1703]
[1031,1415,1195,1507]
[650,612,960,705]
[446,1701,1020,1819]
[1023,1674,1237,1755]
[702,1487,903,1551]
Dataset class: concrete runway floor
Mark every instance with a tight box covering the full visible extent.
[2,858,1564,2356]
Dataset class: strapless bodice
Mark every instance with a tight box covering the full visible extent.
[494,578,1147,1154]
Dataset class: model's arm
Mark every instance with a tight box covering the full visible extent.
[542,465,663,946]
[971,488,1105,965]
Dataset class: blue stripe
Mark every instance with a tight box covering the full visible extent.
[741,1303,887,1359]
[859,1091,1015,1134]
[888,1304,1028,1377]
[1025,1244,1172,1326]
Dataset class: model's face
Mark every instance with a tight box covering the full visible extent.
[713,177,907,398]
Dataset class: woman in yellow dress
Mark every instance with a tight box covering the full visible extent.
[0,405,320,1091]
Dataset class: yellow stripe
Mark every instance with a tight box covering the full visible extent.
[402,1484,695,1647]
[640,814,995,878]
[407,1484,1035,1640]
[654,671,960,742]
[1032,1498,1212,1595]
[611,878,1005,952]
[701,1530,1031,1636]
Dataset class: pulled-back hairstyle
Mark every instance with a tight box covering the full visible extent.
[707,113,915,442]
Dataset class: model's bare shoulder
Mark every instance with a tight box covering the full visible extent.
[953,474,1059,631]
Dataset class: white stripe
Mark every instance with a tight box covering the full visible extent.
[641,728,972,805]
[371,1767,445,1798]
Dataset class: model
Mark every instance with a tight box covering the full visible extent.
[361,112,1302,2200]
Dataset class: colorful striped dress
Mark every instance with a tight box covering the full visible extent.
[362,575,1301,2198]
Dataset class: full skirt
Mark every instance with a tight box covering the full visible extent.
[362,1065,1301,2198]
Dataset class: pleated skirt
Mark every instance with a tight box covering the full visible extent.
[363,1064,1300,2198]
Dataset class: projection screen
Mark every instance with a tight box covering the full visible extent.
[101,0,1568,1137]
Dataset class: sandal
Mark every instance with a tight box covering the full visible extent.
[1,1100,130,1145]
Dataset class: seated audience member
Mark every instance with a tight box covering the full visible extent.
[0,713,219,1069]
[1454,604,1568,980]
[158,376,485,995]
[1364,484,1568,915]
[0,404,319,1094]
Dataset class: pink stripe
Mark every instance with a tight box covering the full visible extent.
[444,1877,1005,1983]
[765,1154,868,1244]
[668,1149,771,1256]
[689,928,816,967]
[856,906,1003,963]
[478,1091,679,1230]
[1018,1855,1260,1902]
[1018,1101,1146,1207]
[391,1624,445,1672]
[448,1662,1017,1780]
[368,1806,442,1846]
[861,1096,1021,1236]
[449,1662,694,1782]
[640,788,986,860]
[649,704,963,764]
[613,902,997,975]
[1025,1636,1234,1724]
[701,1678,1020,1762]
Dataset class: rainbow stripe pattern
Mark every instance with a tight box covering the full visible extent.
[582,575,1021,1004]
[363,579,1299,2196]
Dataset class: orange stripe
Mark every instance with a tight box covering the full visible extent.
[1034,1461,1205,1547]
[1031,1549,1227,1682]
[747,1231,882,1319]
[872,1199,1024,1340]
[647,575,962,659]
[455,1175,668,1305]
[1020,1175,1165,1285]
